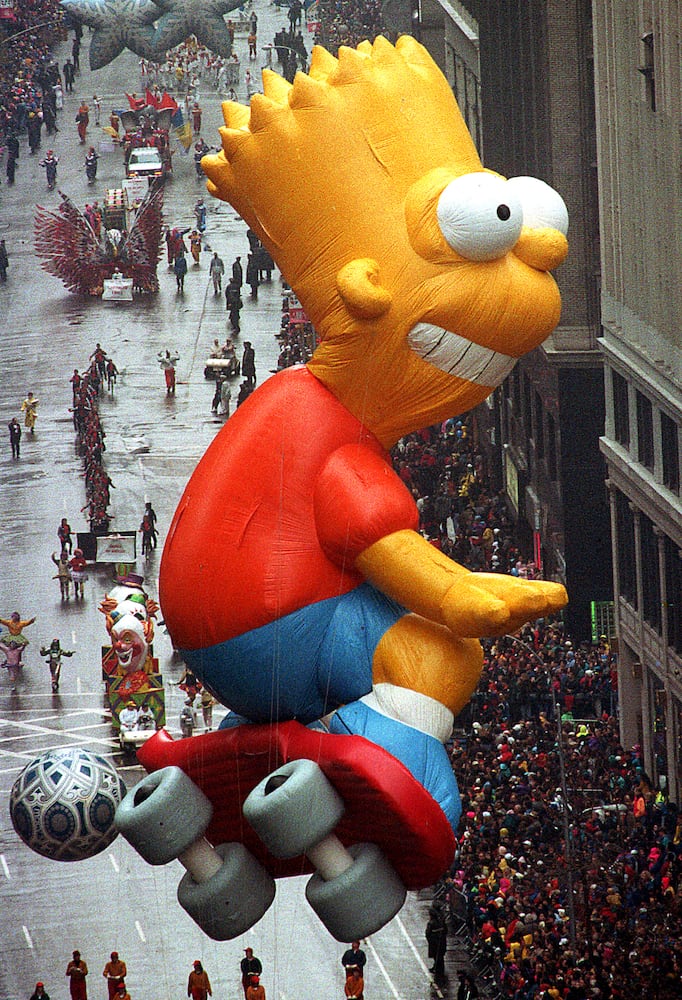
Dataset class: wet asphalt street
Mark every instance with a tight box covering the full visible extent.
[0,7,459,999]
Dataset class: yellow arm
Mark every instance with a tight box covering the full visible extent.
[355,529,567,638]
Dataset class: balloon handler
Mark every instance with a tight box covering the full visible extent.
[115,37,567,942]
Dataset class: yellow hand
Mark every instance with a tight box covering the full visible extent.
[441,573,567,638]
[356,529,567,639]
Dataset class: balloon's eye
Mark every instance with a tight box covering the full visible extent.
[505,176,569,236]
[437,173,523,261]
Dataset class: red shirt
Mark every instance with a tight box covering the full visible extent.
[160,367,418,650]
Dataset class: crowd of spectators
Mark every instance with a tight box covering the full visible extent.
[318,0,385,50]
[392,421,537,578]
[275,288,317,370]
[449,659,681,999]
[0,1,66,151]
[387,420,681,998]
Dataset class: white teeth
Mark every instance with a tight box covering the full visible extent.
[408,322,517,387]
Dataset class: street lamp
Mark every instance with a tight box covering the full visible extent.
[503,633,577,951]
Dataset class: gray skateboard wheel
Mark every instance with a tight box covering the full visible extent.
[305,842,406,941]
[114,766,212,865]
[243,758,345,858]
[178,842,276,940]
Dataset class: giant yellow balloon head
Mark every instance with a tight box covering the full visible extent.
[202,34,568,446]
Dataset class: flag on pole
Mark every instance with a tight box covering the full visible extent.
[159,92,179,112]
[126,92,146,110]
[171,108,193,150]
[145,89,179,112]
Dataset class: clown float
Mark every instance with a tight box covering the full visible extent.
[11,37,568,942]
[99,573,165,731]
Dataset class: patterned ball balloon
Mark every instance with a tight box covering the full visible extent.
[10,749,128,861]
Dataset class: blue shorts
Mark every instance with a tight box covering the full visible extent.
[181,583,407,723]
[330,701,461,832]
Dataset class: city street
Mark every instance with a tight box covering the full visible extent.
[0,6,456,1000]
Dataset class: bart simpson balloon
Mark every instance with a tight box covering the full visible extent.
[151,36,569,937]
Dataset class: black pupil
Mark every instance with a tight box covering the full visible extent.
[497,204,511,221]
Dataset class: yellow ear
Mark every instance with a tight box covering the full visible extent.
[336,258,392,319]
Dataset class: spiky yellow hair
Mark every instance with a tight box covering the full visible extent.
[202,35,482,321]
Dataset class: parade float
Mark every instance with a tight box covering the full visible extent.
[99,573,165,746]
[34,185,164,297]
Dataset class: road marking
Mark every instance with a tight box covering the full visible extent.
[395,915,444,996]
[0,743,119,771]
[109,854,120,873]
[366,938,402,999]
[0,711,110,727]
[135,920,146,943]
[0,729,117,749]
[0,718,115,743]
[0,854,10,879]
[0,733,115,752]
[77,676,82,695]
[23,925,33,948]
[0,694,110,706]
[0,714,121,770]
[72,630,77,644]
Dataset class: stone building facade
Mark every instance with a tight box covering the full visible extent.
[594,1,682,801]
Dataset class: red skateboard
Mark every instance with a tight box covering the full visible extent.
[115,721,455,941]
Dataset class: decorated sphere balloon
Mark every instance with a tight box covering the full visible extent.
[10,749,127,861]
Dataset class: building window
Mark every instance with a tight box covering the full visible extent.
[640,515,661,631]
[661,412,680,493]
[547,412,558,481]
[613,370,630,448]
[636,390,654,470]
[664,535,682,654]
[615,491,636,606]
[534,391,545,458]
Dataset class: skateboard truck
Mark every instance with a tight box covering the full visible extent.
[115,765,275,940]
[244,758,406,941]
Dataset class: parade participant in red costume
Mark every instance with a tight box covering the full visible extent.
[68,548,88,599]
[187,961,211,1000]
[65,952,88,1000]
[76,100,89,143]
[157,350,179,393]
[102,952,127,1000]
